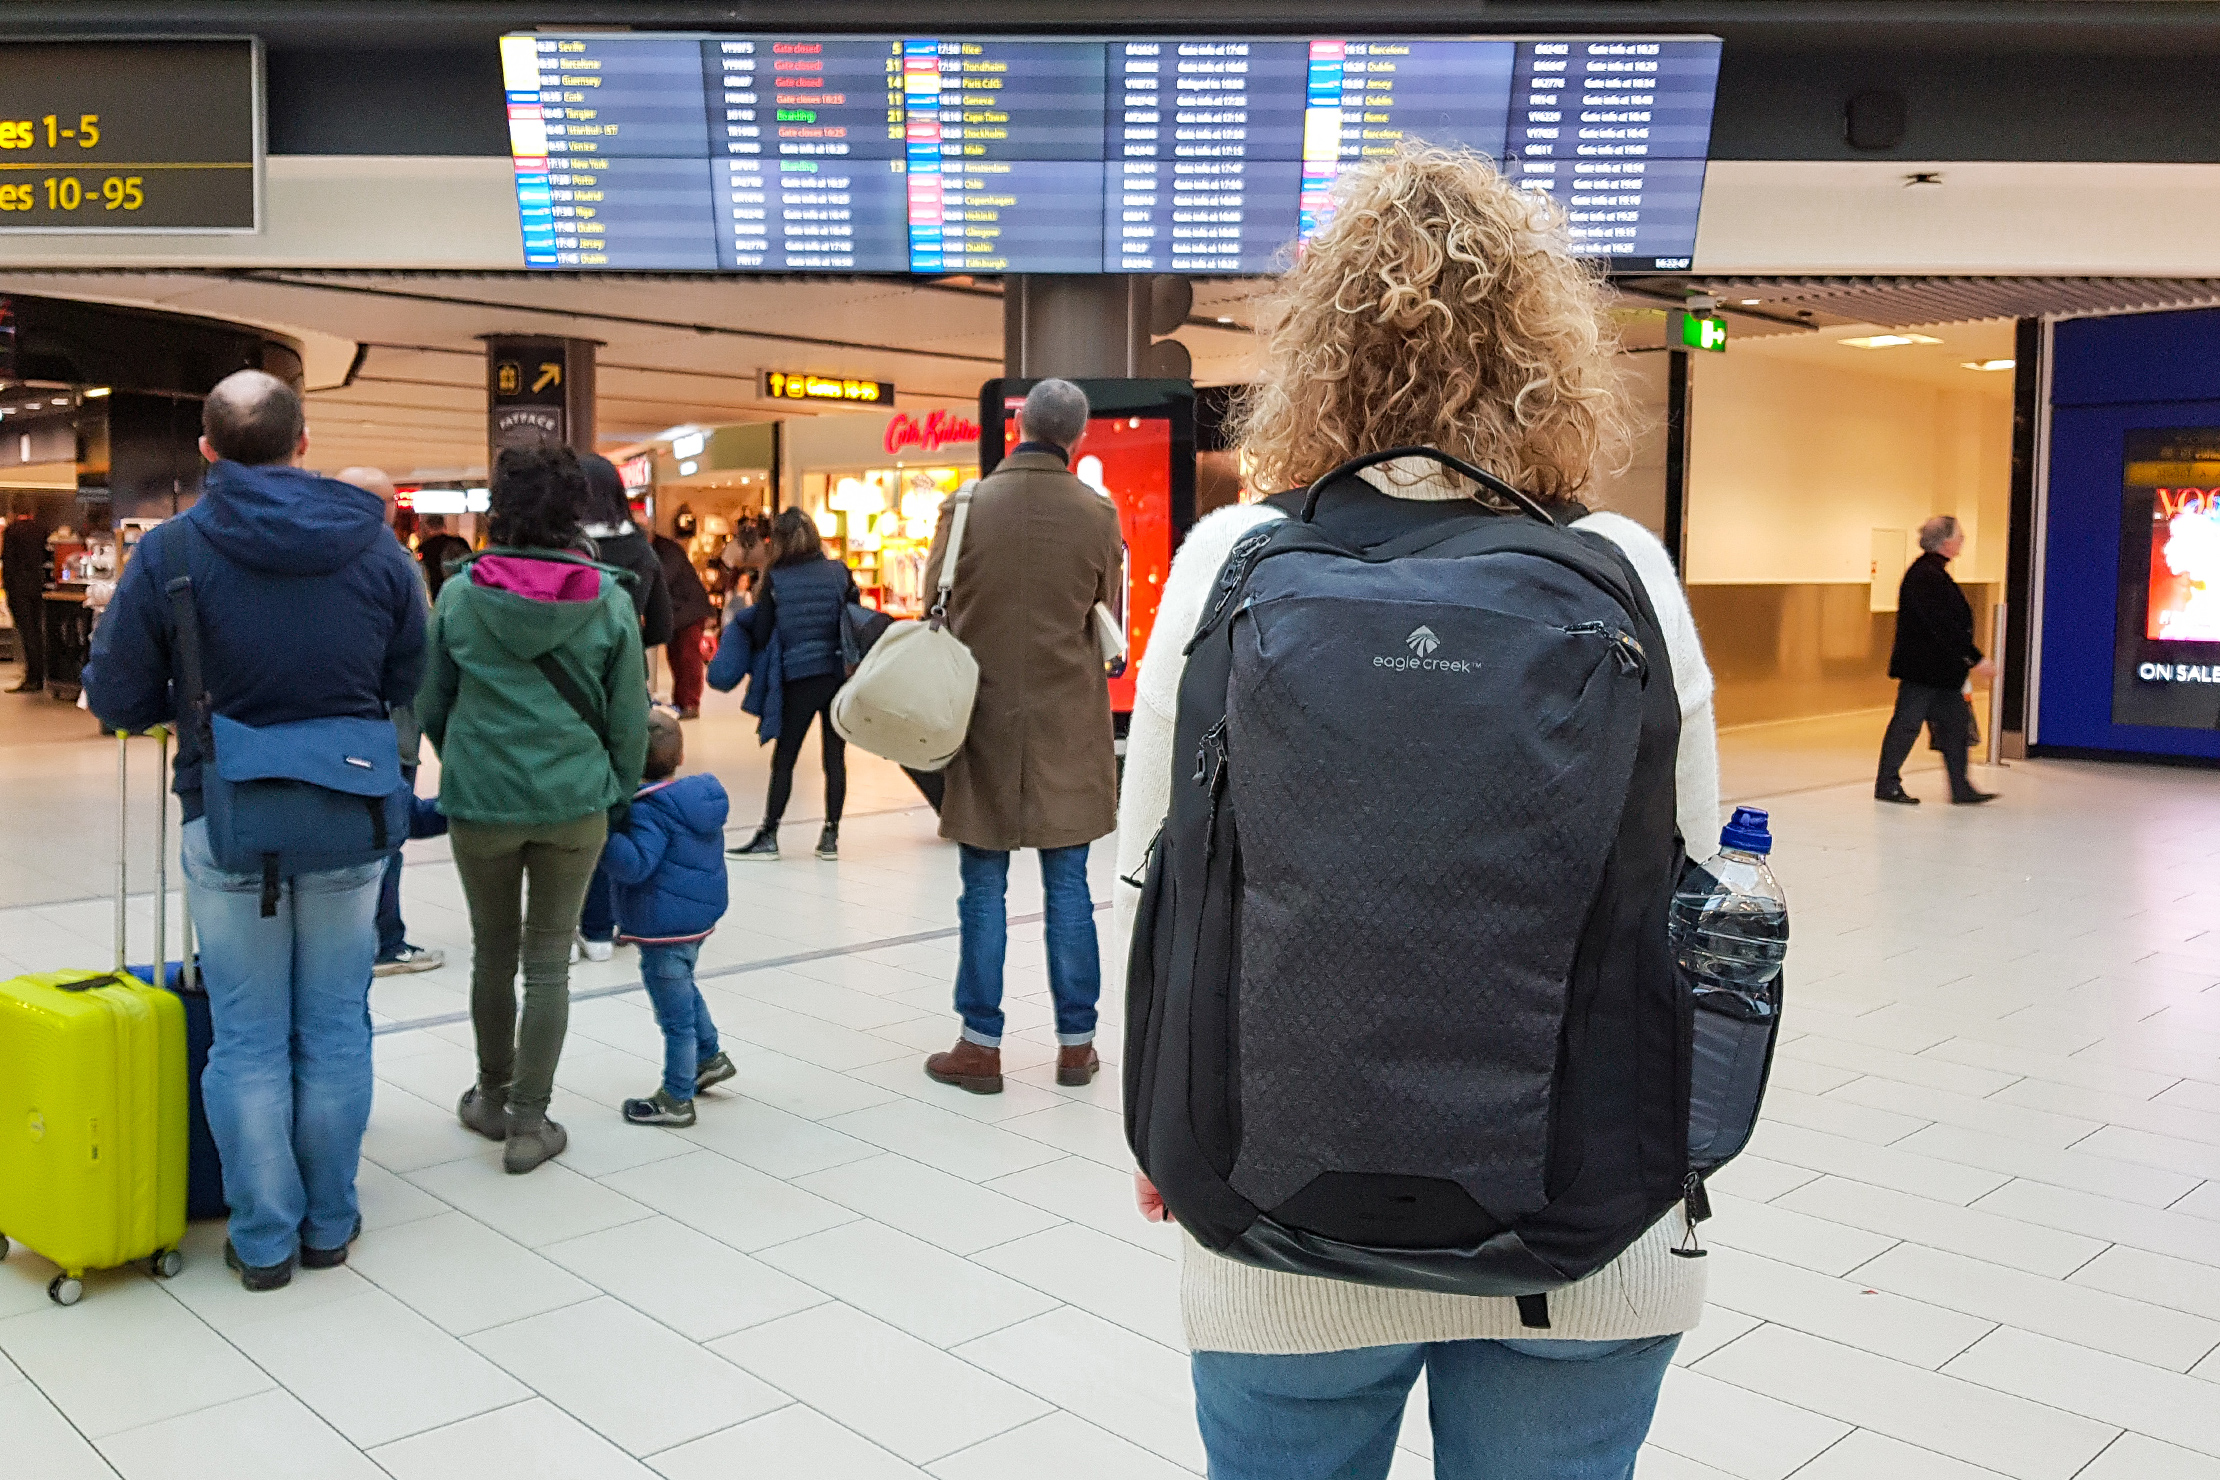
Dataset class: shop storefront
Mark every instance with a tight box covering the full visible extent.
[783,408,982,616]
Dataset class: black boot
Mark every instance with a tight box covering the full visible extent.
[728,824,779,859]
[815,824,839,860]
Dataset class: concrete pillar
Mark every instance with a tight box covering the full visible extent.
[1002,275,1194,380]
[483,335,597,457]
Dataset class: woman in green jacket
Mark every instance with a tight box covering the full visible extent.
[417,444,649,1173]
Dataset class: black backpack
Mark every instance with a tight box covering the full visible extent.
[1124,448,1773,1324]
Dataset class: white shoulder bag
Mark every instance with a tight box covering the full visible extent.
[830,487,981,771]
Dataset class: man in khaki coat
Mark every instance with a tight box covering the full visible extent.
[922,378,1123,1096]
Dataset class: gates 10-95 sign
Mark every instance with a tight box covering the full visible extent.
[763,370,895,405]
[0,39,259,232]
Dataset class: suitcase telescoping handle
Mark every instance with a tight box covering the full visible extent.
[96,725,193,993]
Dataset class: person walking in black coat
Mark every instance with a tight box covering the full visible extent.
[652,530,714,718]
[3,511,46,691]
[579,455,671,649]
[1876,515,1997,805]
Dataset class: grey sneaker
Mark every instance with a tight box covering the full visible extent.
[458,1083,508,1141]
[622,1088,697,1126]
[815,824,839,860]
[694,1051,737,1094]
[503,1111,568,1174]
[373,944,445,976]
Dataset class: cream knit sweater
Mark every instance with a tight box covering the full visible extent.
[1112,462,1723,1355]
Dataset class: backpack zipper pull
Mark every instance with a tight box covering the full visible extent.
[1672,1171,1711,1259]
[1612,630,1648,681]
[1195,719,1231,857]
[1193,718,1229,795]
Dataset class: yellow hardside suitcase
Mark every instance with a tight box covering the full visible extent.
[0,732,191,1305]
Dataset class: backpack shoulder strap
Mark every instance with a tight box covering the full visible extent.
[533,652,609,748]
[160,520,215,749]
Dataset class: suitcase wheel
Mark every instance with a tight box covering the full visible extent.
[149,1249,183,1280]
[47,1274,82,1307]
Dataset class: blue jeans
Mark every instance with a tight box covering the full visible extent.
[1193,1336,1679,1480]
[374,789,446,957]
[375,849,405,956]
[181,818,385,1269]
[954,842,1098,1048]
[640,942,719,1100]
[579,855,616,943]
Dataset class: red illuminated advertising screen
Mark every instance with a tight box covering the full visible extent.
[2145,486,2220,642]
[2112,429,2220,730]
[981,380,1196,716]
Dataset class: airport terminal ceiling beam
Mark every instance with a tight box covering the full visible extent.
[9,4,2220,165]
[11,2,2220,45]
[226,272,1006,369]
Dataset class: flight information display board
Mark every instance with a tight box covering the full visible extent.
[0,40,260,232]
[503,32,1718,274]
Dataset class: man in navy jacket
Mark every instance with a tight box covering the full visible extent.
[88,370,427,1291]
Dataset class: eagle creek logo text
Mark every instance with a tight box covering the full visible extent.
[1376,623,1477,673]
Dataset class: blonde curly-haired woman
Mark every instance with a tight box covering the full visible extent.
[1115,145,1721,1480]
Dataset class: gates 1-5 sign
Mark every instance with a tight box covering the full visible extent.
[763,370,894,405]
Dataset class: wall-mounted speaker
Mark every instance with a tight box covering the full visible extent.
[1846,91,1908,151]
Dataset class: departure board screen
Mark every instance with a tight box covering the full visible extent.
[503,32,1717,274]
[0,40,259,232]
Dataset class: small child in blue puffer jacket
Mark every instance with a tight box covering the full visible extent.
[602,708,735,1126]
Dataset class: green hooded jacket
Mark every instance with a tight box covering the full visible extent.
[417,547,649,825]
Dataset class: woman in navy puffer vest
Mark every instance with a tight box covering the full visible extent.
[728,507,859,862]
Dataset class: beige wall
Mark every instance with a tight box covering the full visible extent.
[1684,348,2013,587]
[1590,350,1669,534]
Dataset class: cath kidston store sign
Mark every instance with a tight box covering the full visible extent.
[884,410,980,457]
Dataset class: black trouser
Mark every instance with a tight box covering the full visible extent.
[903,766,946,813]
[1876,680,1975,798]
[6,593,42,687]
[764,671,846,826]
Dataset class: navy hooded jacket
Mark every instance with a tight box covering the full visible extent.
[748,554,855,683]
[86,460,429,820]
[601,772,731,943]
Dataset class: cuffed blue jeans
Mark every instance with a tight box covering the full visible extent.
[579,855,616,944]
[640,941,719,1100]
[181,818,384,1269]
[374,848,406,957]
[953,842,1098,1048]
[1193,1336,1679,1480]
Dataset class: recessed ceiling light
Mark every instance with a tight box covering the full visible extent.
[1960,358,2016,372]
[82,386,110,398]
[1216,316,1235,323]
[49,397,67,405]
[1839,333,1943,350]
[1739,299,1760,306]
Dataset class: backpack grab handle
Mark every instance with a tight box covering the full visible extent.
[1299,447,1560,527]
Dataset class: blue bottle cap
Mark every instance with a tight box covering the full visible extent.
[1720,806,1772,855]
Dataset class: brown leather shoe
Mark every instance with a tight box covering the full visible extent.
[1056,1044,1100,1087]
[925,1039,1003,1095]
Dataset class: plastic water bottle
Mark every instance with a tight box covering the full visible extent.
[1671,806,1788,1022]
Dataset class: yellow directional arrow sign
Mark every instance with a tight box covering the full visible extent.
[532,362,562,393]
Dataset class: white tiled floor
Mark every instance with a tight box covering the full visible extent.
[3,689,2219,1478]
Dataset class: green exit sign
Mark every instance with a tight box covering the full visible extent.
[1669,309,1728,352]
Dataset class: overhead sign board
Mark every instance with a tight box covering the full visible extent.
[503,31,1719,275]
[763,370,895,405]
[0,40,260,233]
